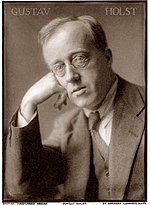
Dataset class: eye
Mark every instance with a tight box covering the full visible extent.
[74,55,87,63]
[72,54,89,68]
[75,55,86,62]
[52,63,65,77]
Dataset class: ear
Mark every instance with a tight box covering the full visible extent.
[104,48,113,65]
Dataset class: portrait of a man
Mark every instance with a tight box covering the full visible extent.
[4,1,146,202]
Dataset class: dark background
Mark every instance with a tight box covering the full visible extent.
[4,2,145,140]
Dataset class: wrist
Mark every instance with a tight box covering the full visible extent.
[20,98,37,122]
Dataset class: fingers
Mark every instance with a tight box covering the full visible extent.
[22,72,68,111]
[54,91,68,110]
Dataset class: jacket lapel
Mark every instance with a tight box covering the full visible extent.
[109,78,145,200]
[63,110,91,200]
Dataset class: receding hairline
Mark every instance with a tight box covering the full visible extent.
[38,15,108,51]
[43,20,96,46]
[39,18,95,45]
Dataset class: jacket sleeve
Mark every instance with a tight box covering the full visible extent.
[5,110,66,200]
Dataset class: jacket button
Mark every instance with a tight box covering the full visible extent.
[107,187,111,195]
[106,171,109,177]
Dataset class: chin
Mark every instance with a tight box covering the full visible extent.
[73,101,87,108]
[71,97,95,109]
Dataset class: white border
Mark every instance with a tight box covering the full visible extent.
[1,0,147,204]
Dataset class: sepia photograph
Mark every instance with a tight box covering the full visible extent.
[3,0,146,203]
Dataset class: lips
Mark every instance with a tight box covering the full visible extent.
[72,86,86,96]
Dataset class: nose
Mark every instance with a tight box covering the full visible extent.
[65,63,80,83]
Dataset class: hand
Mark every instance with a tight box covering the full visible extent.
[20,73,67,121]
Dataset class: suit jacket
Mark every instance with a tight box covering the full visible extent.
[5,76,145,201]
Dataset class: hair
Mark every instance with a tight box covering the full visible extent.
[38,15,108,51]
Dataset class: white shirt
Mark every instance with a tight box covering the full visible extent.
[17,108,37,127]
[83,77,118,146]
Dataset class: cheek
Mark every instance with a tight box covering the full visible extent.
[56,77,67,88]
[82,70,98,88]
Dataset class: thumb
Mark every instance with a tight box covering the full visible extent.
[54,91,68,110]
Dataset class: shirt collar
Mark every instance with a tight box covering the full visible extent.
[83,76,118,119]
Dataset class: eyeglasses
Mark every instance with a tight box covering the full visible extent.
[52,53,89,77]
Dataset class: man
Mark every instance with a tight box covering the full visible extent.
[5,16,145,201]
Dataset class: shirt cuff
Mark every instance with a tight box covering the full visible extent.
[17,108,37,127]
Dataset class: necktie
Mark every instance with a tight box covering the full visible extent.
[85,111,100,201]
[89,111,108,160]
[88,111,101,131]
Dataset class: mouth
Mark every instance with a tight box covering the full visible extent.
[72,86,86,96]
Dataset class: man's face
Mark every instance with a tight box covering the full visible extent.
[43,21,113,110]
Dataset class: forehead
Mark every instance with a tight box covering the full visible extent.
[48,21,93,45]
[42,21,95,64]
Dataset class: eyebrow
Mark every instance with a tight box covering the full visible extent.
[51,48,89,65]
